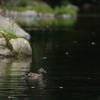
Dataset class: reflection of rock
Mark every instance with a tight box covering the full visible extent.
[0,57,48,98]
[0,57,32,76]
[0,57,32,98]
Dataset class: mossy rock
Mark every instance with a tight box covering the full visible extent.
[0,32,32,57]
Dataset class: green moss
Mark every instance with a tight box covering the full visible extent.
[0,22,18,38]
[1,32,14,51]
[53,18,77,27]
[0,24,20,55]
[54,6,77,15]
[7,6,54,13]
[12,50,20,54]
[4,1,54,13]
[3,0,78,15]
[0,24,18,51]
[33,6,54,13]
[0,24,30,56]
[12,6,76,14]
[18,0,28,7]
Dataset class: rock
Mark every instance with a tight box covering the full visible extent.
[0,15,30,39]
[65,4,79,12]
[0,45,14,56]
[0,15,32,57]
[36,13,55,20]
[8,10,38,23]
[10,38,32,56]
[0,36,32,57]
[0,38,6,46]
[0,38,14,56]
[57,14,72,19]
[4,10,55,25]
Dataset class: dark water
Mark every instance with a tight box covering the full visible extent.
[29,16,100,100]
[1,14,100,100]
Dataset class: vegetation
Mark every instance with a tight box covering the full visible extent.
[0,23,21,54]
[55,6,77,15]
[29,17,77,30]
[1,0,100,8]
[3,0,78,14]
[53,18,77,27]
[43,0,100,7]
[4,1,54,13]
[12,50,20,54]
[0,0,78,29]
[0,23,18,39]
[60,0,71,6]
[10,6,54,13]
[18,0,28,7]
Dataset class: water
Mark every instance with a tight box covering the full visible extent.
[1,13,100,100]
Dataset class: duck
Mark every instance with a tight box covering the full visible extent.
[25,68,46,80]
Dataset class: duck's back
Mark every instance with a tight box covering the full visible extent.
[27,72,43,80]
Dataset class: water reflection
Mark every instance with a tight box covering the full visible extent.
[0,57,32,76]
[0,57,50,100]
[0,57,32,99]
[31,32,53,69]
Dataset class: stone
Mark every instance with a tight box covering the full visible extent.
[0,15,32,57]
[3,10,55,26]
[66,4,79,12]
[0,38,6,46]
[0,37,14,56]
[0,46,14,56]
[0,37,32,57]
[0,35,32,57]
[0,15,30,39]
[10,38,32,56]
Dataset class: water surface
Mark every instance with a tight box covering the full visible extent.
[1,14,100,100]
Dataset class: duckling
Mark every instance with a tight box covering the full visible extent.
[25,68,46,80]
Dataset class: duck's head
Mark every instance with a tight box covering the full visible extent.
[38,68,46,74]
[25,72,30,76]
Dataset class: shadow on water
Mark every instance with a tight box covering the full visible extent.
[1,12,100,100]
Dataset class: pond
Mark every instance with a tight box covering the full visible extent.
[0,11,100,100]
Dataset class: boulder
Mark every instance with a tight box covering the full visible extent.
[10,38,32,56]
[0,36,32,57]
[65,4,79,12]
[0,15,30,39]
[3,10,55,25]
[0,15,32,57]
[0,37,14,56]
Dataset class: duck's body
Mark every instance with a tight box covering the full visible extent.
[26,72,43,80]
[25,68,46,80]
